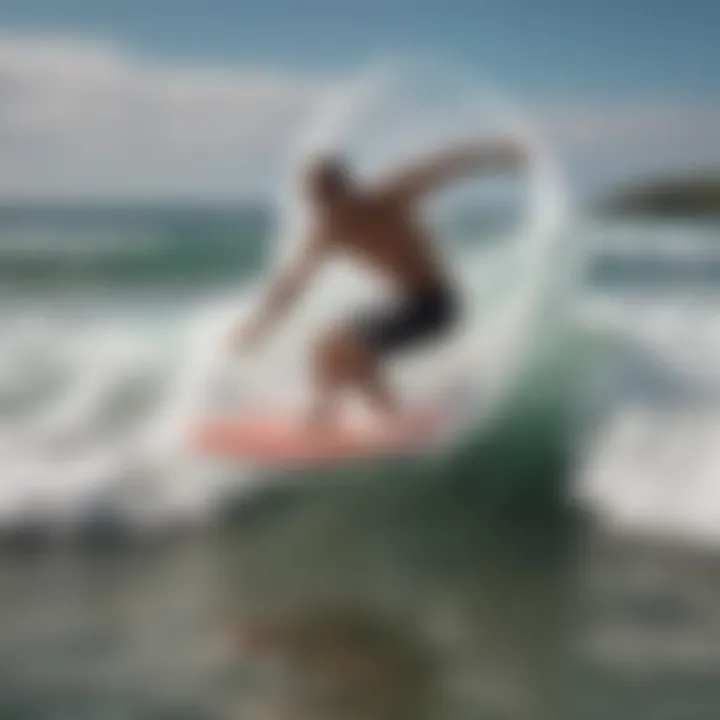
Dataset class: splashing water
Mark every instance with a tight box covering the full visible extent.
[267,57,570,436]
[0,59,570,534]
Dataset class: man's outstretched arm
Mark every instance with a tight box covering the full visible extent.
[376,139,527,204]
[233,228,330,350]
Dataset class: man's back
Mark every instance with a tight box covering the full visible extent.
[322,190,448,294]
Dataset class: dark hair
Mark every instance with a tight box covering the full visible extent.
[305,155,351,197]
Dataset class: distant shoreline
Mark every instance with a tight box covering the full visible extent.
[600,176,720,218]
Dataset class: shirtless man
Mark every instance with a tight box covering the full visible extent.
[235,140,526,424]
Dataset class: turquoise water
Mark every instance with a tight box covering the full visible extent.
[0,205,719,717]
[0,371,578,719]
[3,395,720,719]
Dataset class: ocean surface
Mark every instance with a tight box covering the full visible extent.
[0,200,718,718]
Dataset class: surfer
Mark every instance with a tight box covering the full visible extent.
[234,140,526,424]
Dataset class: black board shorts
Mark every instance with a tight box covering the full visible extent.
[352,284,458,358]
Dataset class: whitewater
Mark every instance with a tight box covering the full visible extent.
[0,59,718,548]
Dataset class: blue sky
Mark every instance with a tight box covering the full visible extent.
[0,0,717,99]
[0,0,716,199]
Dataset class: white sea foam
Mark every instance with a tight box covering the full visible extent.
[0,59,570,533]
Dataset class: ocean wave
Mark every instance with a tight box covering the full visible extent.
[0,205,270,286]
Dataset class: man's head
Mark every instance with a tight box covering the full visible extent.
[303,155,354,208]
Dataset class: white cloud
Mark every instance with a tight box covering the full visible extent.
[0,36,324,200]
[0,36,716,202]
[536,103,720,196]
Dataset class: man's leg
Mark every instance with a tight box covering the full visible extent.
[310,327,398,425]
[308,329,343,425]
[357,350,397,417]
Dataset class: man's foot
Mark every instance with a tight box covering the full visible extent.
[303,402,339,429]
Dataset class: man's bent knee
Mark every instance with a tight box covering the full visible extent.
[314,328,371,383]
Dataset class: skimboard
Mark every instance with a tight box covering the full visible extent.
[191,405,448,468]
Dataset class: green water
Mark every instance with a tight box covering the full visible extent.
[1,403,720,720]
[1,205,719,719]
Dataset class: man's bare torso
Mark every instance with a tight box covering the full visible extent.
[320,190,447,295]
[236,141,524,357]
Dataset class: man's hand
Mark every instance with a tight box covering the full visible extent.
[227,227,331,356]
[489,138,527,168]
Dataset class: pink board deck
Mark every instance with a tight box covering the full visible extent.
[191,408,443,467]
